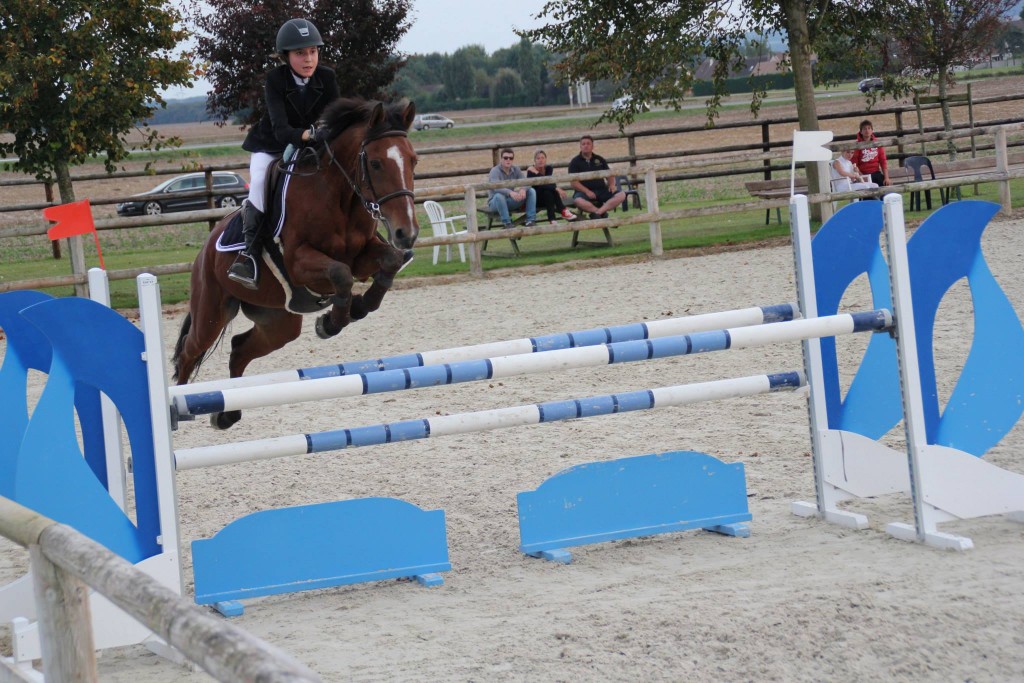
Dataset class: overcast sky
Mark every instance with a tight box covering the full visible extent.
[164,0,553,98]
[398,0,550,55]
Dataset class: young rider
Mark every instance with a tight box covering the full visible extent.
[227,18,340,289]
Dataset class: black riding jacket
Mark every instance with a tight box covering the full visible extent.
[242,64,340,154]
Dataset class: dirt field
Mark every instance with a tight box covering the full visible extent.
[2,204,1023,681]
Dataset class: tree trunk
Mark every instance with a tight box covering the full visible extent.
[937,72,957,160]
[782,0,828,221]
[53,160,88,297]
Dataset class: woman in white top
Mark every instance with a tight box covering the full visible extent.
[831,149,879,193]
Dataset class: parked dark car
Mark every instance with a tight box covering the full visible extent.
[858,77,884,93]
[115,172,249,216]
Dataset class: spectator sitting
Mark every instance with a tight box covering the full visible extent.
[851,119,891,187]
[831,149,880,192]
[568,135,626,218]
[487,148,537,228]
[526,149,577,223]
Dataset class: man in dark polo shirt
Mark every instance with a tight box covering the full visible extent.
[567,135,626,219]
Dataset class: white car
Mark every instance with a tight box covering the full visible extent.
[413,114,455,130]
[611,95,650,113]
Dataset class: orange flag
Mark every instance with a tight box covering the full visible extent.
[43,199,105,269]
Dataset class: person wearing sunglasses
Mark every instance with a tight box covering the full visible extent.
[486,148,537,229]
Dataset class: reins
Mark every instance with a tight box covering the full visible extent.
[323,129,414,228]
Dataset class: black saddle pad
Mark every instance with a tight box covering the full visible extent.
[219,210,245,250]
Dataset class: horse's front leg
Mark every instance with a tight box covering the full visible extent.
[350,237,408,321]
[288,245,355,339]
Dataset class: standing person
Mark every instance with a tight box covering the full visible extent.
[526,150,576,222]
[851,119,891,188]
[227,18,340,290]
[568,135,626,218]
[486,148,537,228]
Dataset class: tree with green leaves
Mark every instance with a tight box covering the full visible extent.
[0,0,196,290]
[188,0,411,126]
[888,0,1018,158]
[443,49,476,100]
[521,1,892,211]
[517,38,543,105]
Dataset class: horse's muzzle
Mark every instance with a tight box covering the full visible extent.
[390,226,418,251]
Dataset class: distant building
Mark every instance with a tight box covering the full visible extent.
[692,52,815,82]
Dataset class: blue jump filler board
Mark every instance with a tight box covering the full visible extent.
[192,497,451,617]
[517,450,751,564]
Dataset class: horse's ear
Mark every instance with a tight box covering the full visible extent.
[369,102,385,128]
[402,101,416,131]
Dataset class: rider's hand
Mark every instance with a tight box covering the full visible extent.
[306,125,329,145]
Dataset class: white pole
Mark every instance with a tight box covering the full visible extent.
[168,304,799,398]
[174,372,805,470]
[173,310,888,417]
[135,275,185,593]
[879,196,971,550]
[87,267,126,511]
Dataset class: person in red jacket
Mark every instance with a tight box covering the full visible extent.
[851,119,891,187]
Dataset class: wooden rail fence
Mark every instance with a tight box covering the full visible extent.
[0,496,321,682]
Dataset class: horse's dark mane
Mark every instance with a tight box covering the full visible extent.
[319,97,411,142]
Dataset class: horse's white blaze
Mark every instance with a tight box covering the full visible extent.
[386,144,415,223]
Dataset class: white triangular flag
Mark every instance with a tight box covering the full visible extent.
[792,130,834,162]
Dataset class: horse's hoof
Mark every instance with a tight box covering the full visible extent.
[315,314,339,339]
[210,410,242,430]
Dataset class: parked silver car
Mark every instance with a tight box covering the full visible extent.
[413,114,455,130]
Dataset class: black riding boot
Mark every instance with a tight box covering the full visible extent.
[227,202,265,290]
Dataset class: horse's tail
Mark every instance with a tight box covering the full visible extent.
[171,313,192,382]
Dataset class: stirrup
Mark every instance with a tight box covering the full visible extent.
[227,252,259,290]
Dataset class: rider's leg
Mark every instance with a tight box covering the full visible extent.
[227,153,273,289]
[227,201,266,289]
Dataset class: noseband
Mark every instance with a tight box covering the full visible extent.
[324,130,415,231]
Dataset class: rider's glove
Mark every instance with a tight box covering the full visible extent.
[307,125,329,145]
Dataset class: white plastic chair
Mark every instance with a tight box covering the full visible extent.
[424,200,467,265]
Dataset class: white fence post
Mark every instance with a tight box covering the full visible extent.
[644,169,662,257]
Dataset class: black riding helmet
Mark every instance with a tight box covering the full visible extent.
[276,18,323,53]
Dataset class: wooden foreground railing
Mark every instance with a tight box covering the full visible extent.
[0,496,321,683]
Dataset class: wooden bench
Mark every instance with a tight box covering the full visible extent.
[477,207,524,256]
[742,161,972,223]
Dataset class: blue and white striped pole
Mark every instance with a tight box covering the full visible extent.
[174,371,806,470]
[172,309,889,418]
[167,303,799,398]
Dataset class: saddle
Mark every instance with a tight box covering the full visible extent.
[217,150,338,313]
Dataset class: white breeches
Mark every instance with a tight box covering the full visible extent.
[247,152,276,213]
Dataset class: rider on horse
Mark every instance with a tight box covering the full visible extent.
[228,18,340,290]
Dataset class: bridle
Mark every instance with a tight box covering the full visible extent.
[324,129,415,230]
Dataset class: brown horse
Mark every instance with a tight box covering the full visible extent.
[172,98,419,429]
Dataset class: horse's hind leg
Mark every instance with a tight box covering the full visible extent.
[173,297,240,384]
[209,307,303,430]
